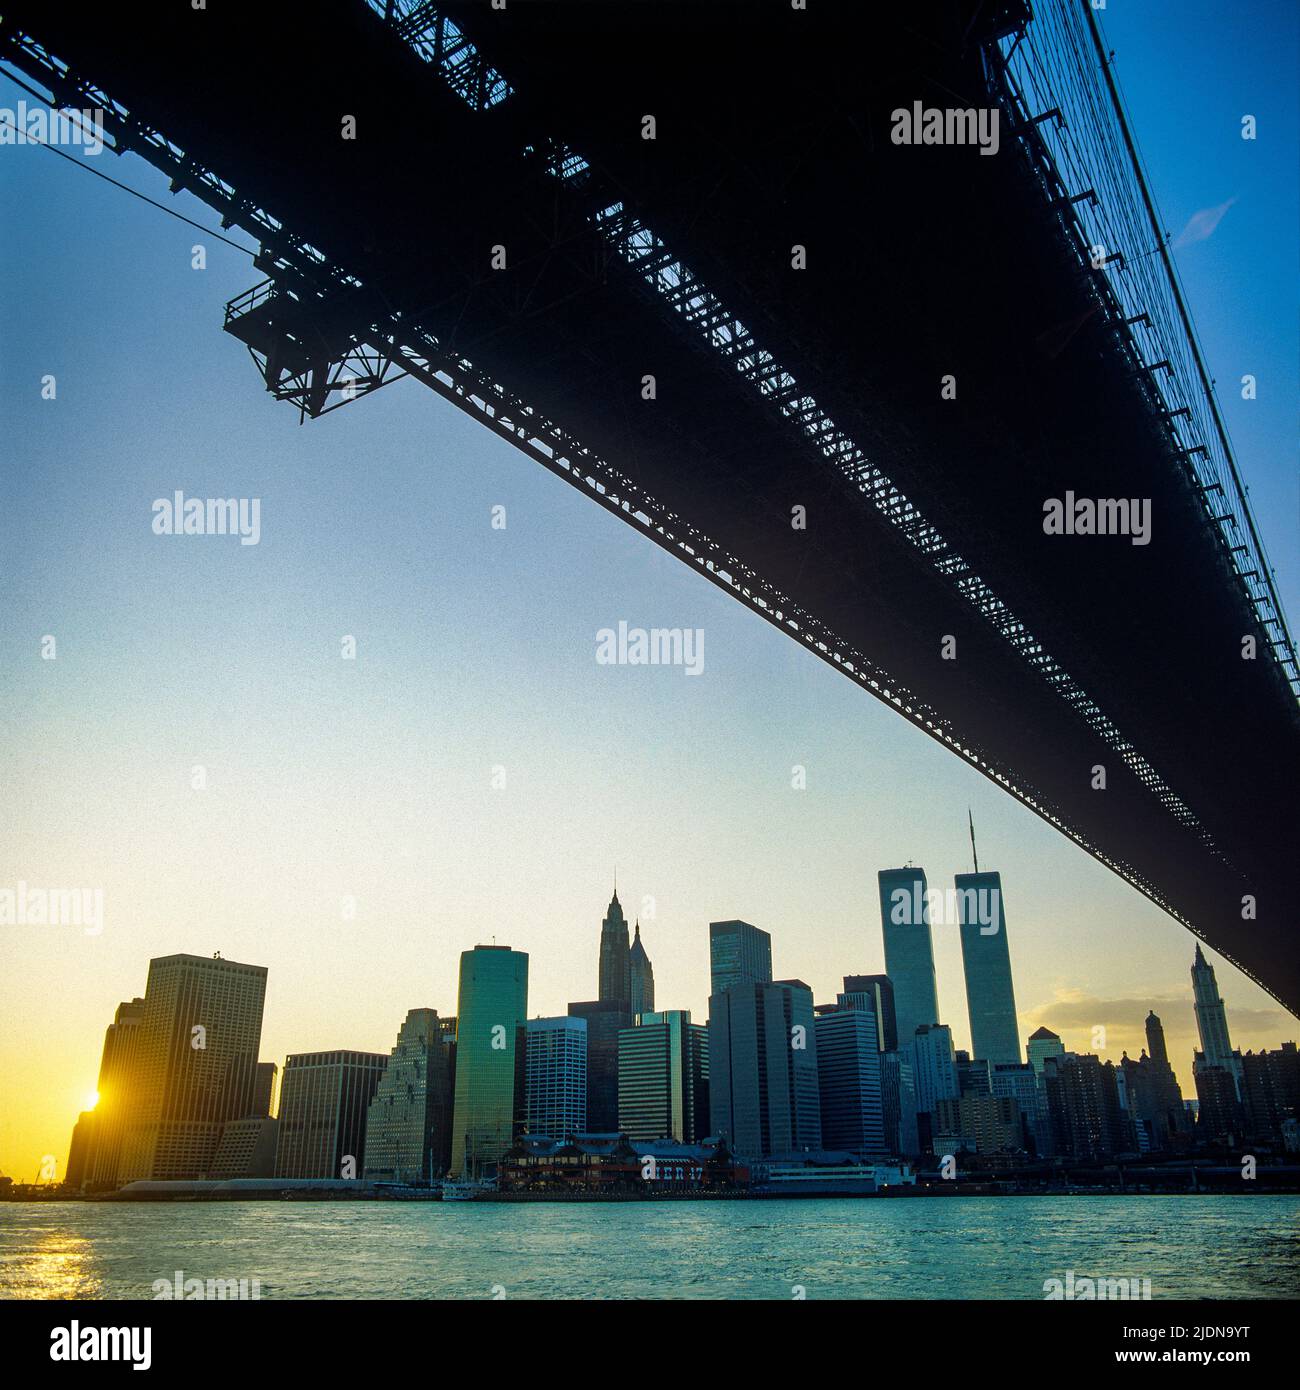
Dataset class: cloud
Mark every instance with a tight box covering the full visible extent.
[1173,196,1237,249]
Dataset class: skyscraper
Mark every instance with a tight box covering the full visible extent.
[910,1023,960,1115]
[708,979,821,1158]
[617,1009,708,1143]
[276,1050,388,1179]
[598,888,631,1009]
[85,997,146,1190]
[1191,944,1236,1068]
[629,922,655,1015]
[877,867,939,1045]
[450,945,529,1177]
[841,974,898,1052]
[956,870,1021,1064]
[814,1003,886,1156]
[118,954,268,1183]
[566,999,625,1131]
[363,1009,456,1183]
[1027,1025,1065,1078]
[709,920,772,995]
[1041,1053,1126,1160]
[525,1016,587,1139]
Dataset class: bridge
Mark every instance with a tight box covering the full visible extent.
[4,0,1296,1013]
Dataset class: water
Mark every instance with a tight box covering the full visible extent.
[2,1196,1297,1300]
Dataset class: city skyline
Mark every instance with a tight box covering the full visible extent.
[8,860,1297,1184]
[2,0,1297,1184]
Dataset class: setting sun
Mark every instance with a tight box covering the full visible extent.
[83,1091,99,1112]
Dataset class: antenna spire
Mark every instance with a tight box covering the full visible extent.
[968,808,980,873]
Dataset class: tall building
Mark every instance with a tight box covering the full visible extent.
[814,1003,886,1156]
[877,867,939,1045]
[598,888,631,1009]
[1027,1025,1065,1078]
[1041,1054,1126,1160]
[708,979,821,1158]
[880,1049,920,1156]
[841,974,898,1052]
[85,997,146,1189]
[629,922,655,1015]
[275,1050,387,1179]
[910,1023,960,1115]
[119,954,268,1183]
[1119,1012,1187,1151]
[450,945,529,1177]
[956,870,1020,1065]
[1239,1043,1300,1146]
[933,1094,1023,1155]
[709,920,772,995]
[991,1061,1046,1154]
[567,999,627,1131]
[65,1112,96,1190]
[617,1010,708,1143]
[363,1009,456,1183]
[1191,944,1234,1066]
[253,1061,278,1119]
[525,1016,587,1139]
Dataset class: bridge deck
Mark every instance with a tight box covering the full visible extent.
[4,0,1295,1012]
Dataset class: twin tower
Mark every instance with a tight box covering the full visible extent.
[878,863,1021,1065]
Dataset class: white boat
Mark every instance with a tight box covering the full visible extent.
[440,1178,495,1201]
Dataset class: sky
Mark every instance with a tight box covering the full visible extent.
[1,0,1296,1181]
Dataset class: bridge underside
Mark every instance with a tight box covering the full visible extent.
[5,0,1296,1012]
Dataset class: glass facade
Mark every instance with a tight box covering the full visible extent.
[708,920,772,995]
[450,945,528,1177]
[956,870,1021,1065]
[709,980,821,1158]
[814,1006,886,1156]
[877,868,939,1046]
[617,1009,708,1143]
[525,1015,587,1138]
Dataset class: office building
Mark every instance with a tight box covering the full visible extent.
[1041,1053,1126,1160]
[910,1023,960,1113]
[276,1050,387,1179]
[709,920,772,995]
[709,979,821,1158]
[629,922,655,1015]
[814,1003,886,1156]
[119,954,268,1183]
[364,1008,457,1183]
[525,1015,587,1139]
[617,1010,708,1143]
[567,999,627,1132]
[1027,1025,1065,1078]
[84,997,146,1189]
[598,888,632,1009]
[956,869,1021,1065]
[877,867,939,1045]
[450,945,529,1177]
[841,974,898,1052]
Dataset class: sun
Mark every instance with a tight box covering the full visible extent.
[84,1090,100,1112]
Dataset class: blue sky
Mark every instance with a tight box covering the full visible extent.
[0,0,1295,1177]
